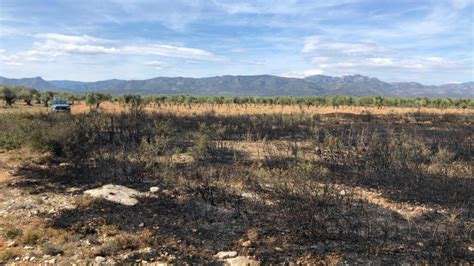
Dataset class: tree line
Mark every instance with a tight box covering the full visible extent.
[1,85,474,109]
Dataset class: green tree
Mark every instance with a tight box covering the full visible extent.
[85,92,111,109]
[40,91,54,107]
[17,88,37,106]
[0,86,16,106]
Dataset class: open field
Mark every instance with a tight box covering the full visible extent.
[1,101,474,116]
[0,102,473,264]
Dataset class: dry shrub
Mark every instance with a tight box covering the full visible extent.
[0,248,21,262]
[42,243,64,256]
[274,180,366,245]
[74,196,102,209]
[4,228,22,239]
[21,227,45,245]
[95,231,153,256]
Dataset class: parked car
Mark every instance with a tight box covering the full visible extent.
[51,99,71,113]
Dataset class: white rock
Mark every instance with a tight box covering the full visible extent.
[95,256,106,263]
[84,184,142,206]
[29,256,36,261]
[215,251,238,259]
[149,187,160,193]
[225,256,260,266]
[339,190,346,196]
[7,241,16,247]
[275,247,283,252]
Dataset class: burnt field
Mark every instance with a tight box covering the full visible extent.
[0,105,473,264]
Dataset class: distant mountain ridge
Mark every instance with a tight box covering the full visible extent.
[0,74,473,98]
[0,76,57,90]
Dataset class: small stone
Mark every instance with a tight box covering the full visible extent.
[139,223,145,227]
[215,251,238,259]
[47,258,56,264]
[149,187,160,193]
[275,247,283,252]
[24,245,34,250]
[7,241,16,247]
[241,240,252,247]
[95,256,106,263]
[339,190,346,196]
[29,256,36,261]
[15,257,20,261]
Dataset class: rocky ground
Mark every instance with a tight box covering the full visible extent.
[0,148,472,265]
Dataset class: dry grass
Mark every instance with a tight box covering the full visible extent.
[1,101,472,116]
[0,247,21,262]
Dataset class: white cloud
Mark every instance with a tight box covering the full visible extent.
[366,57,394,66]
[121,45,224,61]
[283,68,324,78]
[316,56,456,71]
[144,61,168,69]
[1,49,59,65]
[302,37,381,54]
[2,33,224,65]
[35,40,119,55]
[310,56,329,63]
[3,61,22,66]
[35,33,109,44]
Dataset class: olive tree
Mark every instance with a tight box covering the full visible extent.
[17,88,38,106]
[40,91,55,107]
[0,86,16,107]
[85,92,112,109]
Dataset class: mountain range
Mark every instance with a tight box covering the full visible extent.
[0,74,473,98]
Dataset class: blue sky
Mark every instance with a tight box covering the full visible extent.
[0,0,472,84]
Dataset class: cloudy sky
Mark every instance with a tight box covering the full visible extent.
[0,0,472,84]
